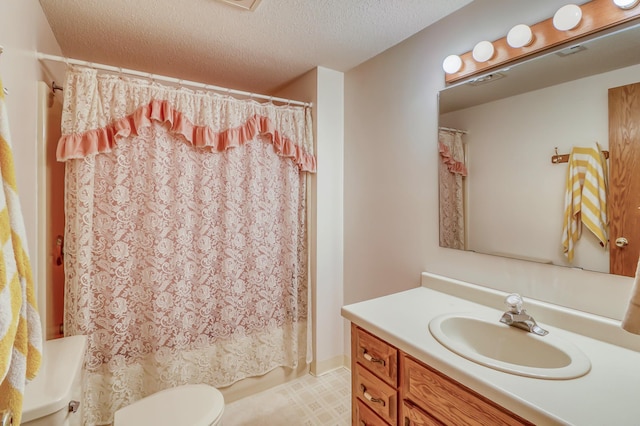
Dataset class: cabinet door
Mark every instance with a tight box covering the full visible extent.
[402,356,532,426]
[354,326,398,386]
[402,401,444,426]
[356,399,391,426]
[355,364,398,425]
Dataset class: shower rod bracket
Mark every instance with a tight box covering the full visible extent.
[52,81,63,93]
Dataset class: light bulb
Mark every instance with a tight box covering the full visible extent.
[613,0,640,8]
[507,24,533,48]
[472,41,495,63]
[553,4,582,31]
[442,55,463,74]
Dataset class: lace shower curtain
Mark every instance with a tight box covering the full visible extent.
[59,66,315,425]
[438,129,467,249]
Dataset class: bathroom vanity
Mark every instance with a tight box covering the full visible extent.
[342,273,640,425]
[352,324,532,425]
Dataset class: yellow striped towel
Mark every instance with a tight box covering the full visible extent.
[0,77,42,425]
[561,142,609,262]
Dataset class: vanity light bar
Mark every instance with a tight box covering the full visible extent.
[443,0,640,82]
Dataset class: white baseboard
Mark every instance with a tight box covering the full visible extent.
[310,355,349,376]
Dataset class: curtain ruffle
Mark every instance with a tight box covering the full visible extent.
[438,141,467,176]
[57,99,316,173]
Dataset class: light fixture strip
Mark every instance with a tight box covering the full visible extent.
[445,0,640,84]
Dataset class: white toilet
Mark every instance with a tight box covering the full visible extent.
[113,384,225,426]
[22,335,87,426]
[22,335,224,426]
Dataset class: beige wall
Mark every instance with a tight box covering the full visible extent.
[275,67,346,373]
[0,1,63,336]
[313,67,345,371]
[1,0,62,255]
[344,0,634,321]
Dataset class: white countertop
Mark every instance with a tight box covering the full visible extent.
[341,273,640,425]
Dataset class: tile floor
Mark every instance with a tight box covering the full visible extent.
[223,367,352,426]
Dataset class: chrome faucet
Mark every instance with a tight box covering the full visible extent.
[499,293,549,336]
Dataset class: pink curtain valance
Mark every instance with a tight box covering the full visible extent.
[57,99,317,172]
[438,141,467,176]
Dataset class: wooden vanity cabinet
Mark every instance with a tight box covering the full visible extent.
[351,324,534,426]
[402,400,444,426]
[401,355,533,426]
[351,324,399,425]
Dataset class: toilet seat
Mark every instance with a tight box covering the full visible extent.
[114,384,224,426]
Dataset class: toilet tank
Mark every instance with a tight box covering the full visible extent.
[22,335,86,426]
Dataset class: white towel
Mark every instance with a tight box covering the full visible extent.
[622,256,640,334]
[0,77,43,425]
[561,142,608,262]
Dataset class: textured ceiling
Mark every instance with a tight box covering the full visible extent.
[38,0,472,96]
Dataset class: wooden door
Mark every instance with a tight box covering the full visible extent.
[609,82,640,277]
[42,85,65,339]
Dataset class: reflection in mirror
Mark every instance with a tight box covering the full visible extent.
[438,128,468,250]
[438,23,640,276]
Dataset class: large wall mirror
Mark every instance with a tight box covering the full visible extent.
[438,21,640,276]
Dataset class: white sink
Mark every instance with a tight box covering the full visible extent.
[428,312,591,379]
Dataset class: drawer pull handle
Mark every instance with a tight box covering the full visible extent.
[360,384,386,406]
[362,350,386,366]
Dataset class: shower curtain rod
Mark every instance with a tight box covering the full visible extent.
[439,126,468,134]
[37,53,312,107]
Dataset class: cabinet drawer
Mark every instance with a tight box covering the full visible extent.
[356,399,390,426]
[402,401,444,426]
[402,356,533,426]
[355,363,398,425]
[355,326,398,386]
